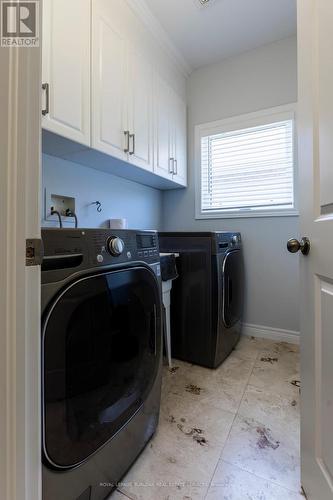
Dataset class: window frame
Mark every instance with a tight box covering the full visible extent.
[195,104,298,219]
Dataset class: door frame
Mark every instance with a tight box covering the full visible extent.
[0,2,42,499]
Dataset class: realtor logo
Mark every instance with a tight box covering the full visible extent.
[1,1,39,46]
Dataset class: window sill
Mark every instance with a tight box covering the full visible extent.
[195,209,299,220]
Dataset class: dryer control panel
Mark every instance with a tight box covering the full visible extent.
[214,232,242,254]
[159,231,242,255]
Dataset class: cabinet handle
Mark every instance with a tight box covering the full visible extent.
[174,159,178,175]
[42,83,49,116]
[124,131,130,153]
[129,133,135,155]
[169,158,174,174]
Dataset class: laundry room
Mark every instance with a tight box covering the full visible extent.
[3,1,332,500]
[40,0,300,498]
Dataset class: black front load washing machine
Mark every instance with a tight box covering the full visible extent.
[41,228,162,500]
[159,232,244,369]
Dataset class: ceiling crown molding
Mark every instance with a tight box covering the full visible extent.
[126,0,192,77]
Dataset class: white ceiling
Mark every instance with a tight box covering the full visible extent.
[144,0,297,70]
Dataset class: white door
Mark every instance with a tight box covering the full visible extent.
[42,0,91,146]
[297,1,333,498]
[154,74,173,179]
[128,47,154,171]
[0,16,42,500]
[92,0,128,161]
[172,91,187,186]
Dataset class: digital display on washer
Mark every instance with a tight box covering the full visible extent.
[137,234,156,249]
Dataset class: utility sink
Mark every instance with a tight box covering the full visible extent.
[159,253,179,368]
[160,253,179,281]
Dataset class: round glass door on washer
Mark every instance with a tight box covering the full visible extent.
[221,249,244,329]
[41,229,162,500]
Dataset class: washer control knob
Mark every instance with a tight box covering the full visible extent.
[232,235,239,245]
[107,237,125,256]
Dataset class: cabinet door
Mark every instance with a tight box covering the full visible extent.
[172,91,187,186]
[153,74,173,179]
[128,48,154,172]
[42,0,91,146]
[92,0,128,161]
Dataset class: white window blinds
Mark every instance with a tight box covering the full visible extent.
[201,119,294,213]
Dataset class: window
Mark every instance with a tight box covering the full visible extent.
[195,105,297,218]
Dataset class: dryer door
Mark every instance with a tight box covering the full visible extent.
[222,250,244,328]
[42,266,161,470]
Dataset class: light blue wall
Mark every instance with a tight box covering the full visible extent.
[42,154,162,230]
[162,37,300,333]
[42,37,300,334]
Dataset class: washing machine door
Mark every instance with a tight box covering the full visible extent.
[222,250,244,328]
[42,266,161,470]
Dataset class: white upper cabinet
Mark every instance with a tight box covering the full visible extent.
[127,47,154,172]
[154,76,187,186]
[172,91,187,186]
[92,1,154,170]
[92,0,128,161]
[154,74,173,180]
[42,0,91,146]
[42,0,187,188]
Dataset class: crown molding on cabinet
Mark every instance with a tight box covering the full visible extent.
[126,0,192,77]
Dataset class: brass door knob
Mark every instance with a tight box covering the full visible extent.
[287,237,310,255]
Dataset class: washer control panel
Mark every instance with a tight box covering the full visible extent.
[107,236,125,256]
[136,232,159,260]
[89,229,159,266]
[41,229,160,285]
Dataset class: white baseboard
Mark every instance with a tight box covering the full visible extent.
[242,322,300,345]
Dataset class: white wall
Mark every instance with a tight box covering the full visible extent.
[42,154,162,230]
[162,36,300,334]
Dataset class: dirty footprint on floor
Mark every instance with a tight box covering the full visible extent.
[169,366,179,374]
[167,414,208,446]
[185,384,204,395]
[260,357,278,364]
[177,424,208,446]
[256,426,280,450]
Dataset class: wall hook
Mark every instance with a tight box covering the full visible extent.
[92,201,102,213]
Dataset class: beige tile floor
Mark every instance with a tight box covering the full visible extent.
[110,336,303,500]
